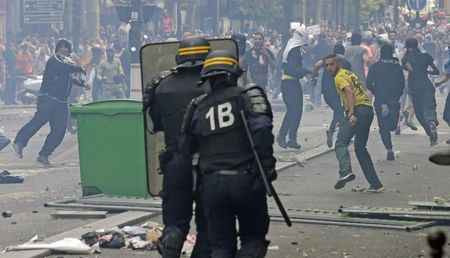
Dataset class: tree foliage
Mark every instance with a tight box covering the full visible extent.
[229,0,283,21]
[349,0,386,17]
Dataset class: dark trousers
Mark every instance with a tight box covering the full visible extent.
[162,153,209,257]
[443,92,450,125]
[323,89,344,135]
[375,102,400,150]
[335,105,383,188]
[14,95,68,157]
[411,88,438,136]
[202,171,269,258]
[279,79,303,141]
[0,132,10,151]
[4,74,17,104]
[92,78,102,102]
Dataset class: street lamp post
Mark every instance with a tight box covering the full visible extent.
[129,0,142,63]
[355,0,361,31]
[282,0,291,47]
[394,0,399,26]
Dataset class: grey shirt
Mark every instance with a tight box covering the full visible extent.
[345,45,367,87]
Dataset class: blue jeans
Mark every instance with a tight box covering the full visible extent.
[0,132,10,151]
[323,89,344,135]
[14,95,68,157]
[335,105,383,188]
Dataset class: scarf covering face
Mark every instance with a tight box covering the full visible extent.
[282,31,307,63]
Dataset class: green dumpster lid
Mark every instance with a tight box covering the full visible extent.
[70,99,143,114]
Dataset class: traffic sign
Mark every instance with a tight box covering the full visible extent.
[407,0,427,11]
[23,0,65,24]
[24,0,64,14]
[24,14,64,24]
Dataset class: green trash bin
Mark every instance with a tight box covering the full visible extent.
[70,99,149,197]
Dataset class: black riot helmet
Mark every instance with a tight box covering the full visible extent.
[201,50,243,86]
[175,36,211,65]
[231,33,246,56]
[55,38,72,54]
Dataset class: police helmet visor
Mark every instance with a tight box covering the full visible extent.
[140,39,238,94]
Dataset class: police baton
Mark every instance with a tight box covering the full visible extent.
[239,110,292,227]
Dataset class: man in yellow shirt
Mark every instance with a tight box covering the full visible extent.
[324,54,384,192]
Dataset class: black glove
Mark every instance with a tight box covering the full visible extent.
[264,166,277,182]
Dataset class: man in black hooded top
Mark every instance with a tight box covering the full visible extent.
[367,44,405,160]
[402,38,440,146]
[11,39,89,166]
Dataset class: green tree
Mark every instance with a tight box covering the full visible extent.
[229,0,283,22]
[349,0,386,18]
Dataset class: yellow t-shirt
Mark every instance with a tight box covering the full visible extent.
[334,68,372,110]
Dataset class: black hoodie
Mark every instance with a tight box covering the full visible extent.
[366,57,405,107]
[39,55,84,102]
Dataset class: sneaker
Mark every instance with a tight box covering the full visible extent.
[395,127,401,135]
[0,139,11,152]
[429,121,438,146]
[276,135,287,148]
[367,186,385,193]
[405,121,418,131]
[326,130,333,148]
[37,155,52,166]
[286,140,301,149]
[446,139,450,144]
[386,150,395,161]
[11,143,23,159]
[334,173,356,190]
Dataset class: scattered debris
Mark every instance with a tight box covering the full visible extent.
[2,211,12,218]
[351,186,366,192]
[0,170,24,184]
[3,237,92,254]
[80,222,163,252]
[433,197,447,205]
[268,245,279,250]
[181,233,196,256]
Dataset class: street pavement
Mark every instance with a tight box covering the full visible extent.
[0,93,449,257]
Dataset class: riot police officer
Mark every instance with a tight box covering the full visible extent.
[180,50,277,258]
[143,37,212,258]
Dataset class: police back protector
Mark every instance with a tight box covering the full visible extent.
[192,87,253,172]
[154,66,205,147]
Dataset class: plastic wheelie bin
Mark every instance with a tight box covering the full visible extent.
[70,99,149,197]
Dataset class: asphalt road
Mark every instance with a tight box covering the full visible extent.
[0,93,450,258]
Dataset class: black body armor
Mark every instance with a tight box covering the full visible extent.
[147,65,206,147]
